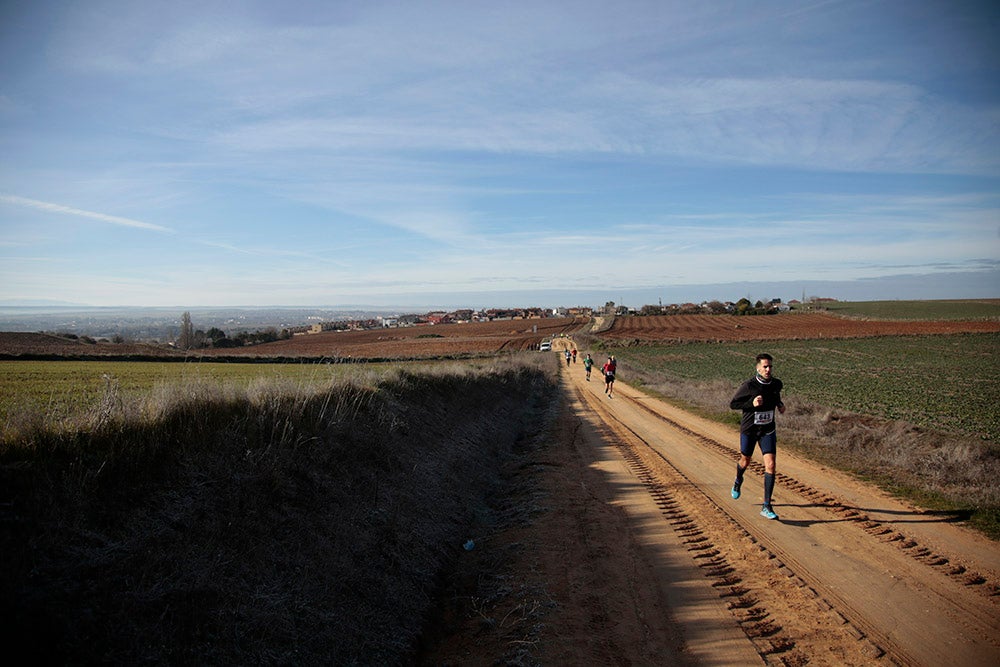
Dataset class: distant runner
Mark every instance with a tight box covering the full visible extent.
[583,354,594,381]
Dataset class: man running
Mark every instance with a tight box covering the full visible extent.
[583,354,594,381]
[602,355,616,397]
[730,353,786,520]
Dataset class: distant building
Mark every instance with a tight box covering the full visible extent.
[425,312,452,325]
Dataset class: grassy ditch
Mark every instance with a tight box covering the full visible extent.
[611,335,1000,539]
[0,356,559,664]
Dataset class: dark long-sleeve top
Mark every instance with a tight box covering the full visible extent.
[730,375,784,435]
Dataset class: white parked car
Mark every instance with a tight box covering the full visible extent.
[539,341,552,351]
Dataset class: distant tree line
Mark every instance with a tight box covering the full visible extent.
[176,311,293,350]
[636,298,785,316]
[730,298,782,315]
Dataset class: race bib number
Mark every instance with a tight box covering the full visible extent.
[754,410,774,426]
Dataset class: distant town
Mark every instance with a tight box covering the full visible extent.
[0,295,837,346]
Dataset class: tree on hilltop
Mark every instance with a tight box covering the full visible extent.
[179,312,195,350]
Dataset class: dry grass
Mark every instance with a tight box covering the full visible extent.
[0,354,559,664]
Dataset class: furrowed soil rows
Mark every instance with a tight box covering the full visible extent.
[603,313,1000,342]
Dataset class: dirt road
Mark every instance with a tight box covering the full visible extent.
[423,353,999,665]
[548,352,1000,664]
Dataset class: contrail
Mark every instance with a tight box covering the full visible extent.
[0,194,174,233]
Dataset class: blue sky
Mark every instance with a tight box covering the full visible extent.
[1,0,998,309]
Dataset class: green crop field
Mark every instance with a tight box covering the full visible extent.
[0,360,411,435]
[618,332,1000,442]
[816,299,1000,320]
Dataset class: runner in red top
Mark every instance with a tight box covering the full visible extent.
[602,355,616,397]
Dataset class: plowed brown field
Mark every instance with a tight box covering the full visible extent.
[200,316,587,359]
[0,332,187,358]
[0,318,587,359]
[603,312,1000,342]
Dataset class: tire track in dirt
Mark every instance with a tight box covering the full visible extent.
[622,393,1000,603]
[570,382,886,666]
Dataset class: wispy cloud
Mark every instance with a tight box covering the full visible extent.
[0,195,174,233]
[204,73,998,174]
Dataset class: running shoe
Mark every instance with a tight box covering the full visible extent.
[731,484,741,500]
[760,505,778,520]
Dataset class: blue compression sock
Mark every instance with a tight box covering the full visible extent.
[764,472,775,505]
